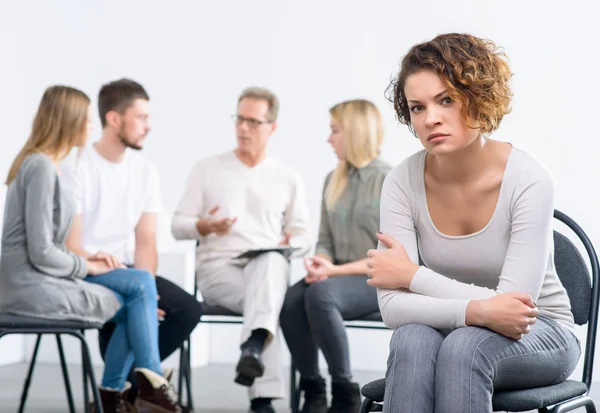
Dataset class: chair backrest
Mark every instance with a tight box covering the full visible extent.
[553,209,599,389]
[553,231,592,325]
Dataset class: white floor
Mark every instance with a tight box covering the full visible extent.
[0,362,596,412]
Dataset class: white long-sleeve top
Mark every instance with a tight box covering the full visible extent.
[171,151,312,275]
[377,148,575,332]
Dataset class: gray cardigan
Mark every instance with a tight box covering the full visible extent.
[0,153,120,323]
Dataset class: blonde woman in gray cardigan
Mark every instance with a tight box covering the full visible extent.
[0,86,180,413]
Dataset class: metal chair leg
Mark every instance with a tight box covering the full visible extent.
[360,397,375,413]
[56,335,76,413]
[185,338,194,410]
[71,331,103,413]
[290,360,300,413]
[178,342,185,404]
[81,330,90,413]
[549,396,597,413]
[18,334,42,413]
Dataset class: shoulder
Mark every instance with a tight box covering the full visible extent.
[370,157,393,177]
[21,153,55,177]
[506,148,554,194]
[384,150,425,193]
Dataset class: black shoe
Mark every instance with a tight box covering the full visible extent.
[300,377,327,413]
[328,381,361,413]
[235,347,264,387]
[247,405,275,413]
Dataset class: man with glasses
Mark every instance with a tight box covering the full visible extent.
[172,87,312,413]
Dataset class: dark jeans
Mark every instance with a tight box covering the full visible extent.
[98,275,203,395]
[280,275,378,382]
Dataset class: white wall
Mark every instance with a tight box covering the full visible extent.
[1,0,599,380]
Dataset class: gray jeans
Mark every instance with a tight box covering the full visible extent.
[384,316,581,413]
[280,275,378,381]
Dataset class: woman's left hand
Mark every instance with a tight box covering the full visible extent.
[366,232,420,289]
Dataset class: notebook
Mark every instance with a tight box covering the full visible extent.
[235,247,300,260]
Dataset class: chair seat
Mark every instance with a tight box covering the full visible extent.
[353,312,382,322]
[492,380,588,411]
[0,314,103,330]
[361,378,385,400]
[361,379,588,412]
[200,303,242,317]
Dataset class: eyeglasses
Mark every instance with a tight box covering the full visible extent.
[231,114,272,130]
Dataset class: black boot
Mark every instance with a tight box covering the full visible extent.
[328,381,361,413]
[300,377,327,413]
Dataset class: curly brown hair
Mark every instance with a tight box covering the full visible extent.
[387,33,513,135]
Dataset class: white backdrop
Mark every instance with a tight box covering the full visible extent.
[1,0,599,379]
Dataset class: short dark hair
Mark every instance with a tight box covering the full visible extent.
[388,33,513,135]
[98,79,149,128]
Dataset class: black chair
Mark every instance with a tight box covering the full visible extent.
[0,315,104,413]
[359,209,599,413]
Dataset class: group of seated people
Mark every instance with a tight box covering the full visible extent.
[0,33,580,413]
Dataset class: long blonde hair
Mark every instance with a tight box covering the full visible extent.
[5,86,90,185]
[325,99,384,208]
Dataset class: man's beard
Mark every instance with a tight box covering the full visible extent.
[118,126,143,151]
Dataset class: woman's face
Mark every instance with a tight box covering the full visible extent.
[327,118,346,161]
[404,70,480,156]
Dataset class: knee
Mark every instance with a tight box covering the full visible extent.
[184,298,203,324]
[304,281,335,314]
[389,324,443,360]
[128,269,158,298]
[280,282,305,320]
[437,326,491,371]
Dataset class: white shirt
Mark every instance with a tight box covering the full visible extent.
[61,146,162,263]
[171,151,312,275]
[377,148,574,332]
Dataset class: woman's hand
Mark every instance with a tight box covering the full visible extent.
[86,259,113,276]
[366,232,419,289]
[467,292,539,340]
[304,256,337,284]
[89,251,126,270]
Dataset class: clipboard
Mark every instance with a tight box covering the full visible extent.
[235,247,300,260]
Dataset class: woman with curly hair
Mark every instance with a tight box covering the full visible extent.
[366,33,579,412]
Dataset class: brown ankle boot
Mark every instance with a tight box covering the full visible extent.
[90,385,131,413]
[135,368,182,413]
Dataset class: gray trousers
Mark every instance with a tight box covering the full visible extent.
[280,274,378,381]
[198,252,290,400]
[384,316,581,413]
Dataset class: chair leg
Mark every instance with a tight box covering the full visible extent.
[360,397,375,413]
[549,396,596,413]
[56,335,76,413]
[18,334,42,413]
[289,360,300,413]
[73,331,102,413]
[185,339,194,410]
[81,330,90,413]
[178,342,185,404]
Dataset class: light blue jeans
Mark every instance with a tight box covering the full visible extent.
[85,268,162,390]
[384,316,581,413]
